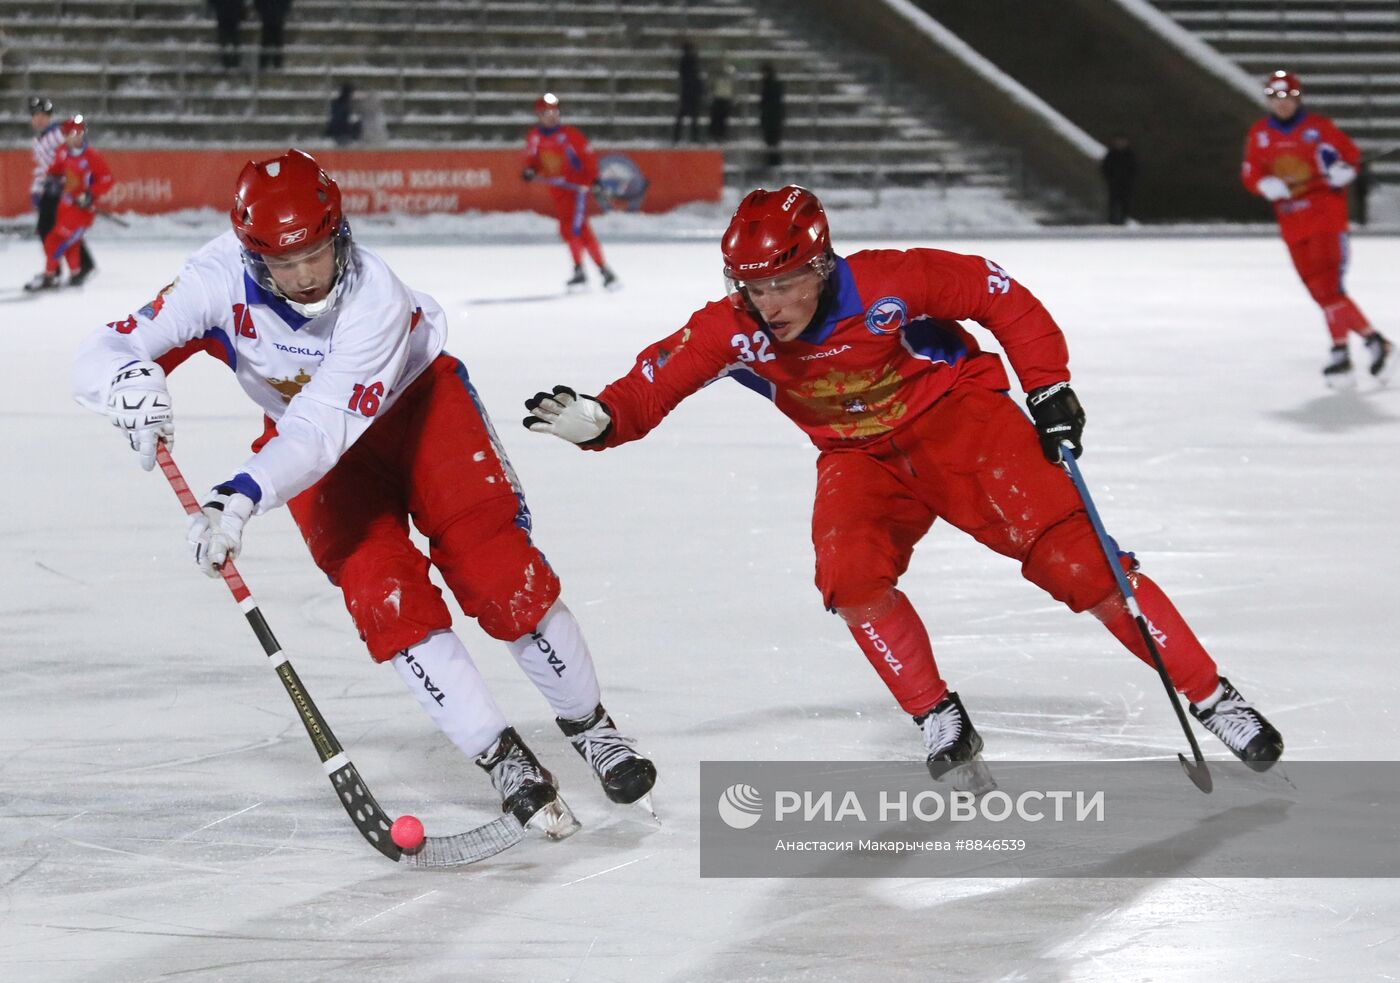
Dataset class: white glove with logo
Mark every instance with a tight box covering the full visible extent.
[1256,176,1291,202]
[187,484,256,577]
[1326,161,1357,189]
[522,385,612,444]
[106,360,174,471]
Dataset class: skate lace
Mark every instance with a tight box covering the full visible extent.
[1203,696,1263,750]
[572,722,638,777]
[921,704,964,756]
[489,749,541,799]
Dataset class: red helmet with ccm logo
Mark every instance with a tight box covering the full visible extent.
[230,148,344,255]
[1264,70,1302,99]
[722,186,831,283]
[535,92,560,113]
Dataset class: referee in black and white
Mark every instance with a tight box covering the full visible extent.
[30,96,95,280]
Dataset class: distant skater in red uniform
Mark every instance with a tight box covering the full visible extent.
[26,114,111,292]
[1241,70,1393,388]
[522,93,619,291]
[523,185,1285,780]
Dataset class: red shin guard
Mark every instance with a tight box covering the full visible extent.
[1092,572,1220,704]
[841,591,947,716]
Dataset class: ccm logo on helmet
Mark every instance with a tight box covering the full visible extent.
[782,189,802,211]
[738,261,770,271]
[279,228,309,247]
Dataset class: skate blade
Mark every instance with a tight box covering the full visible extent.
[603,280,623,293]
[631,792,659,823]
[565,282,588,294]
[1324,372,1356,391]
[526,794,582,840]
[940,755,998,796]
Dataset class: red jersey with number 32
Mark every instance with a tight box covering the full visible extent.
[592,248,1071,452]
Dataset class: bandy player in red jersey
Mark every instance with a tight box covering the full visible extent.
[1242,69,1393,388]
[522,92,619,291]
[524,186,1284,780]
[25,114,111,292]
[71,149,655,836]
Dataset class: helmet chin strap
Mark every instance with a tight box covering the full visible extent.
[284,278,341,318]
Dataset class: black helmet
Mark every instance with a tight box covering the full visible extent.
[28,96,55,115]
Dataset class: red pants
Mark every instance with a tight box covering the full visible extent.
[814,386,1219,706]
[548,186,604,267]
[43,201,94,276]
[262,354,561,662]
[1285,231,1370,343]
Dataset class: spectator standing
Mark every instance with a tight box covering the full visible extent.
[326,82,363,146]
[673,40,703,145]
[253,0,291,70]
[29,96,96,282]
[209,0,245,70]
[1100,135,1137,225]
[759,62,785,169]
[708,60,736,143]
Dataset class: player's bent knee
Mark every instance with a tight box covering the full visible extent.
[473,555,562,641]
[337,551,453,663]
[817,549,897,615]
[1020,515,1121,613]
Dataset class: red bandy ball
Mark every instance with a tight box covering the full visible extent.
[391,814,425,850]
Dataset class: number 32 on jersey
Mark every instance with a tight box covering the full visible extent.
[731,330,775,363]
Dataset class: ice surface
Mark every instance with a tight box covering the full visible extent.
[1,230,1397,982]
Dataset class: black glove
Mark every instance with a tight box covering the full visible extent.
[521,167,537,182]
[1026,382,1085,463]
[75,190,93,210]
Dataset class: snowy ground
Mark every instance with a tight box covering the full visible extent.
[1,230,1398,982]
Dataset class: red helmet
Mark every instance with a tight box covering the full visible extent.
[230,148,344,255]
[722,186,831,283]
[1264,70,1302,99]
[60,114,86,137]
[535,92,560,113]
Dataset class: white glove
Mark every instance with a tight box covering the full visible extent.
[1256,176,1291,202]
[106,360,173,471]
[1326,161,1357,189]
[187,484,256,577]
[522,385,612,444]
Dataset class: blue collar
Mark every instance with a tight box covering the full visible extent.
[1268,109,1307,134]
[244,271,312,330]
[794,256,863,345]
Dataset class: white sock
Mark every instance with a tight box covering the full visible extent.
[507,599,602,722]
[1194,682,1226,711]
[392,630,508,759]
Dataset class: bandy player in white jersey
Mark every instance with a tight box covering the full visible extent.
[71,149,656,836]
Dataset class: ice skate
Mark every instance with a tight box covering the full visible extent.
[23,272,59,293]
[1189,677,1283,772]
[600,266,621,291]
[475,726,580,839]
[69,264,96,288]
[1365,332,1394,383]
[915,691,996,795]
[565,264,587,291]
[558,703,658,817]
[1321,344,1354,390]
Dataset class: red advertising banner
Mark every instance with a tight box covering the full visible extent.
[0,148,722,218]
